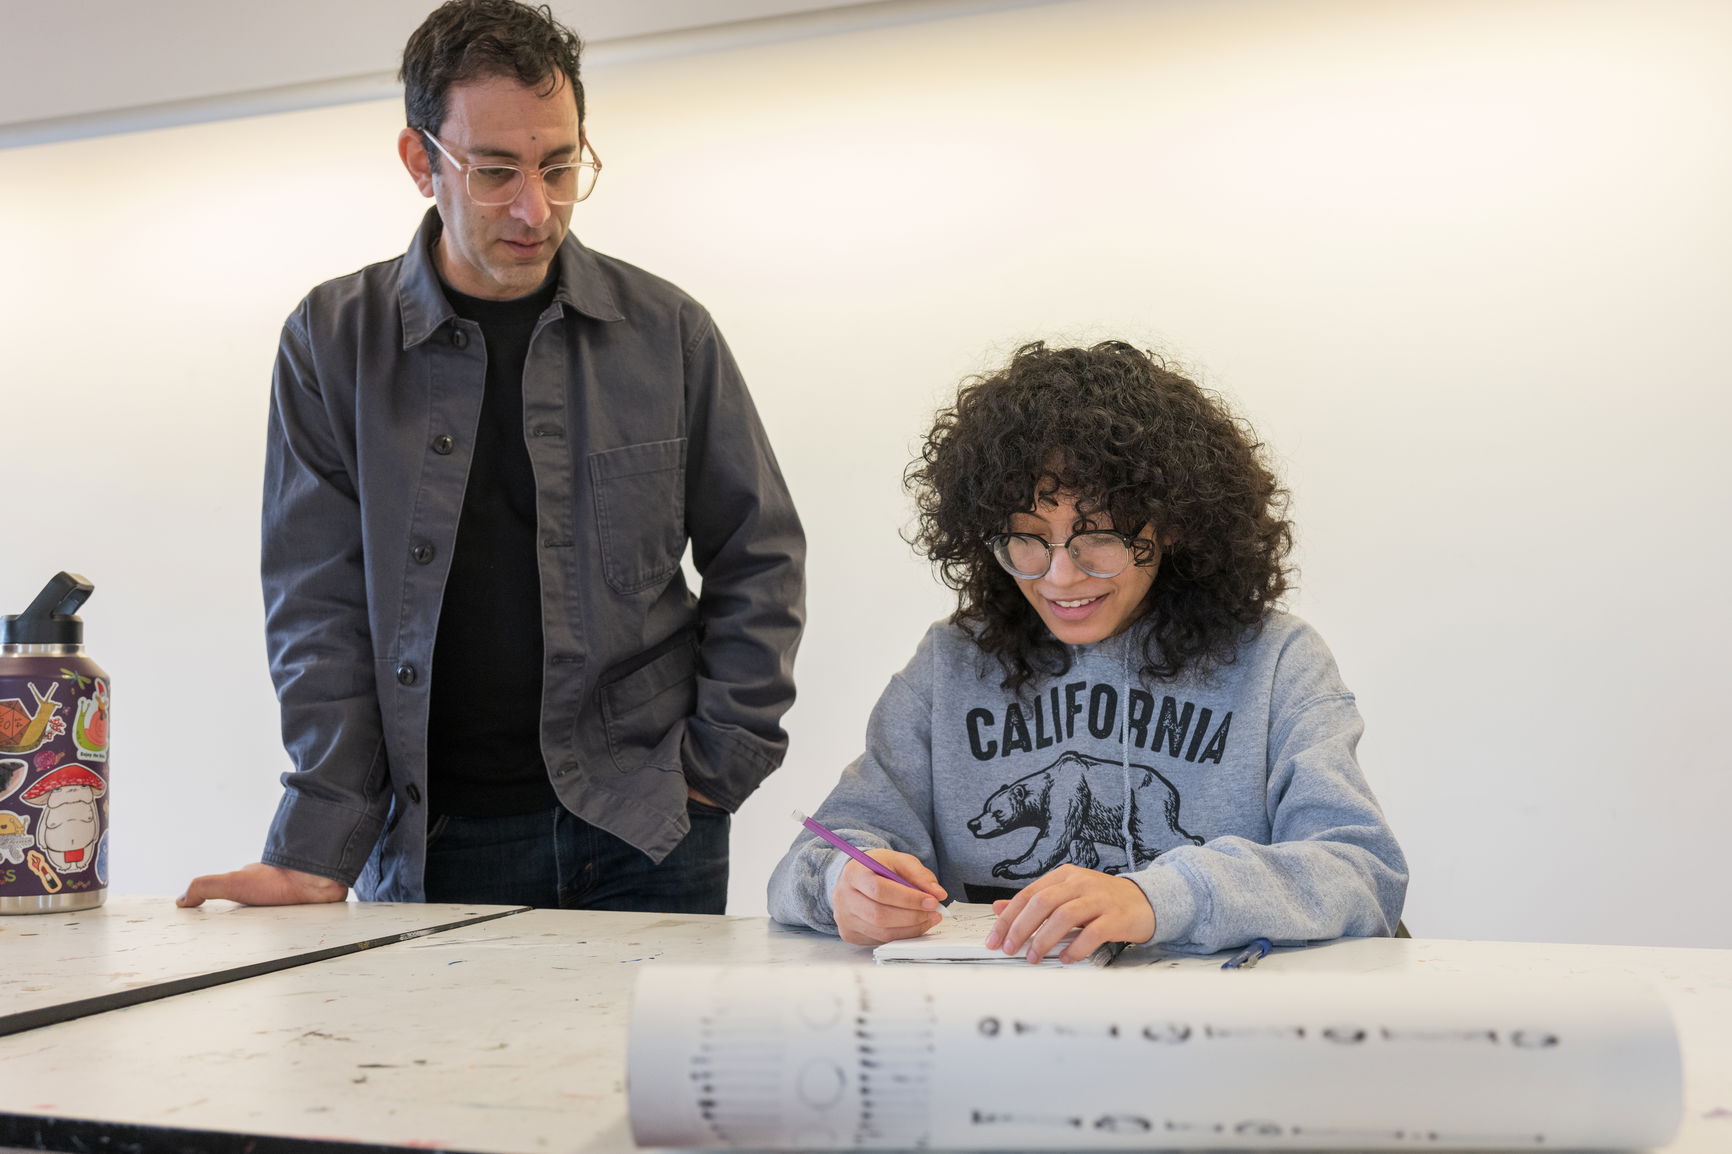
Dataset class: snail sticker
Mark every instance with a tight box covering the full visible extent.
[19,762,106,874]
[0,682,67,757]
[73,678,110,762]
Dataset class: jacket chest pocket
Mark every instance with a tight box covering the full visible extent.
[588,438,687,594]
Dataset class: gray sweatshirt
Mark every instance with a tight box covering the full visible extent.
[767,612,1407,953]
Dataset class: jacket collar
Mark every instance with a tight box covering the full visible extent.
[398,207,624,349]
[551,226,626,324]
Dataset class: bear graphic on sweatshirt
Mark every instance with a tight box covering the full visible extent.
[967,750,1204,879]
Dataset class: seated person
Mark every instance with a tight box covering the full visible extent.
[767,340,1407,962]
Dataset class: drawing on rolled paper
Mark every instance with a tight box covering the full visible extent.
[977,1015,1120,1039]
[1203,1022,1307,1042]
[627,965,1682,1151]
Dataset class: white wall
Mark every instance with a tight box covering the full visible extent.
[3,0,1728,946]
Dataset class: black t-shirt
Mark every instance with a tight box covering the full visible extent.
[425,272,562,817]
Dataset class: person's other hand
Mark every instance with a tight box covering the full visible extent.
[830,849,947,946]
[985,864,1154,963]
[177,863,347,908]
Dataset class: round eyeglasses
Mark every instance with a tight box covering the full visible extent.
[987,530,1154,580]
[419,130,602,206]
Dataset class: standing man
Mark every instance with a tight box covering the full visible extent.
[180,0,804,911]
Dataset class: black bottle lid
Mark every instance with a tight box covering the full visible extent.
[2,573,95,645]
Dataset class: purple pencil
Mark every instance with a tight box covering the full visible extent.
[791,809,924,892]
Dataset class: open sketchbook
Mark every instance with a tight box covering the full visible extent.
[872,902,1125,966]
[627,964,1681,1150]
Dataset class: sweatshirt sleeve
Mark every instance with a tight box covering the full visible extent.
[766,633,939,933]
[1126,625,1409,954]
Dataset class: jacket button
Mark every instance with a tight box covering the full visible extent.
[406,784,422,804]
[450,328,468,349]
[431,435,454,455]
[396,664,417,686]
[411,544,435,564]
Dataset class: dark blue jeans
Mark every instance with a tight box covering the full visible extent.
[421,800,729,912]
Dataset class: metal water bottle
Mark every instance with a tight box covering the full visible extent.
[0,573,110,914]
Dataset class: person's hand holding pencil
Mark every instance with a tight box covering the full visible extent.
[794,810,948,947]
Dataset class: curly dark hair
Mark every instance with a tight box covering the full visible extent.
[907,340,1293,691]
[401,0,586,137]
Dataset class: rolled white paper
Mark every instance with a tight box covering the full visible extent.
[627,964,1681,1149]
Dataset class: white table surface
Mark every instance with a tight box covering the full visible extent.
[0,893,526,1036]
[0,905,1728,1154]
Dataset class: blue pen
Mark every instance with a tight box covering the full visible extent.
[1221,937,1272,970]
[791,809,924,892]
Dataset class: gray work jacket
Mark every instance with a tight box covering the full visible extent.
[259,209,805,900]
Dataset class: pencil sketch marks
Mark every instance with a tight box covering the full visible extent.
[966,1110,1547,1146]
[687,969,935,1150]
[975,1015,1566,1049]
[631,965,1676,1151]
[854,974,935,1147]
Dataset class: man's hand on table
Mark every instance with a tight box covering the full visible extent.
[178,863,348,907]
[179,791,722,907]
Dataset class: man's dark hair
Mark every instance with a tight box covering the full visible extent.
[401,0,585,136]
[906,340,1294,692]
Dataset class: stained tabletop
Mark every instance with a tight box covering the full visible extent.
[1,906,1728,1153]
[0,894,526,1036]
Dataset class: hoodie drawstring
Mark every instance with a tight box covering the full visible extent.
[1120,635,1136,871]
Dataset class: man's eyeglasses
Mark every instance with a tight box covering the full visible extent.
[418,130,602,205]
[988,530,1155,580]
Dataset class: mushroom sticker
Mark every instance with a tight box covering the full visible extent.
[20,763,106,874]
